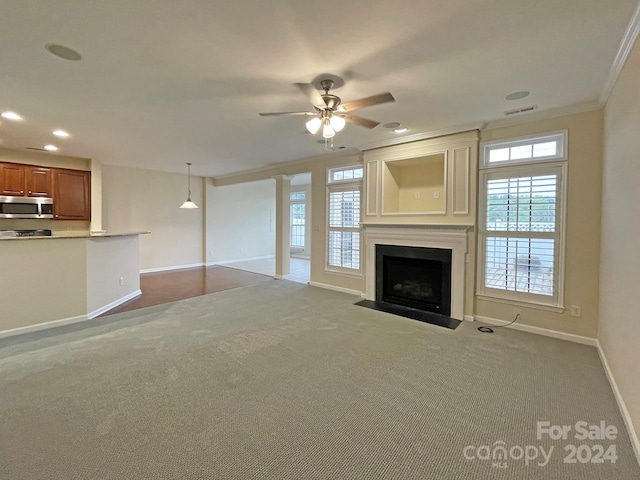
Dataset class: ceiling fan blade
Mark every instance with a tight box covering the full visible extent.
[259,111,316,116]
[294,83,327,108]
[339,92,395,112]
[343,114,380,129]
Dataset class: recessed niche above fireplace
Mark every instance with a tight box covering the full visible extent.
[376,244,452,316]
[363,130,478,222]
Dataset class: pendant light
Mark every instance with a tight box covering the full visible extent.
[180,162,198,209]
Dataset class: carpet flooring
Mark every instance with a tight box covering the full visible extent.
[1,281,638,479]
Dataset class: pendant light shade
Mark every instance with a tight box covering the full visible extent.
[180,162,198,209]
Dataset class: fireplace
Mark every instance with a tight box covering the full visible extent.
[362,224,470,320]
[376,245,452,316]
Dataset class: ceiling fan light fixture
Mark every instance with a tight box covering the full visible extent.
[322,119,335,138]
[306,117,322,135]
[330,115,346,132]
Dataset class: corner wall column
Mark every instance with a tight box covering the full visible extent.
[273,175,292,279]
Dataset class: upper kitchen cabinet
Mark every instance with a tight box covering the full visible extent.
[53,168,91,220]
[26,166,53,197]
[0,162,27,196]
[363,130,479,225]
[0,163,53,197]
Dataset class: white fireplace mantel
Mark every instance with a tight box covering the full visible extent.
[362,223,472,320]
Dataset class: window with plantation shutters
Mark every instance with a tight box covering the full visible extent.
[478,132,567,308]
[327,166,362,273]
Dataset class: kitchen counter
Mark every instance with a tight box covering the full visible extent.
[1,232,146,335]
[0,231,150,240]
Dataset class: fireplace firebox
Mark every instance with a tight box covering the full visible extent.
[376,245,452,316]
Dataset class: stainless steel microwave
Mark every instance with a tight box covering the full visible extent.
[0,195,54,219]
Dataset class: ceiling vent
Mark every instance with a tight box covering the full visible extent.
[504,105,537,116]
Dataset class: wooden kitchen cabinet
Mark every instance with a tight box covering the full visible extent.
[0,162,26,196]
[53,168,91,220]
[0,163,53,197]
[26,166,53,197]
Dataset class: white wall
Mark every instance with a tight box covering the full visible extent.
[600,35,640,446]
[101,164,204,271]
[205,178,275,263]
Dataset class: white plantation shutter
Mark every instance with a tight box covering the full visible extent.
[479,145,566,308]
[326,165,363,273]
[328,187,361,270]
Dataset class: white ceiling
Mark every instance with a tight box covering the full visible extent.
[0,0,637,177]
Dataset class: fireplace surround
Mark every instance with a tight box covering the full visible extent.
[363,223,471,320]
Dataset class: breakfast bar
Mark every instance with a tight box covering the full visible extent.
[0,231,148,336]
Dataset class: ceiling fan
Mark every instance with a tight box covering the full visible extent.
[259,79,395,141]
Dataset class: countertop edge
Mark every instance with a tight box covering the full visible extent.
[0,231,150,241]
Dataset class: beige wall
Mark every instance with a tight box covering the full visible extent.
[477,110,603,338]
[214,151,365,293]
[0,238,87,331]
[600,35,640,444]
[101,164,204,271]
[205,178,275,263]
[86,235,140,314]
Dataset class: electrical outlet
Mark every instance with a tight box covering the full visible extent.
[434,191,440,199]
[414,191,421,199]
[119,276,124,286]
[570,305,582,317]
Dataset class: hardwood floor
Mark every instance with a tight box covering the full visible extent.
[100,265,274,317]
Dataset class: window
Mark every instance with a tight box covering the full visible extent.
[478,132,567,309]
[327,166,363,272]
[290,191,306,248]
[483,131,566,167]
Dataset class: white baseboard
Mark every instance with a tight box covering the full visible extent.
[208,255,275,266]
[140,263,204,274]
[0,314,88,339]
[308,281,363,297]
[275,274,291,280]
[596,342,640,466]
[0,290,142,339]
[463,315,475,323]
[473,315,598,346]
[87,289,142,320]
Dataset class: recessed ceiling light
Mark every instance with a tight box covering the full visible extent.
[44,144,58,151]
[393,127,408,133]
[506,91,530,101]
[1,111,23,121]
[45,43,82,61]
[53,129,70,138]
[383,122,401,129]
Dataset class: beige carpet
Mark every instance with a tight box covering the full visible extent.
[1,281,638,479]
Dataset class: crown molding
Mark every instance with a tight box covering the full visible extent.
[358,122,484,152]
[600,0,640,105]
[212,147,360,185]
[483,101,603,130]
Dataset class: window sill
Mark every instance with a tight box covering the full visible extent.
[324,268,363,280]
[476,294,565,314]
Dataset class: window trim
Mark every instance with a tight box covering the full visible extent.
[290,188,306,249]
[481,130,568,168]
[326,167,363,276]
[476,158,567,310]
